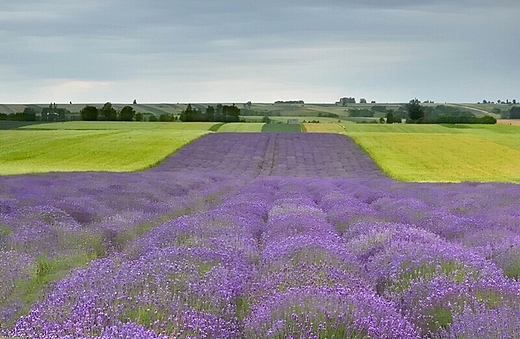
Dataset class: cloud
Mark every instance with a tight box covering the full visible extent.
[0,0,519,103]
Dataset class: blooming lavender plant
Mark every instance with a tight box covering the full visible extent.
[2,133,520,338]
[244,286,420,339]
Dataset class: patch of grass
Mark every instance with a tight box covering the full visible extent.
[261,124,302,133]
[0,121,45,130]
[342,124,460,134]
[19,121,221,131]
[3,252,93,328]
[208,123,225,131]
[216,123,265,132]
[0,129,208,175]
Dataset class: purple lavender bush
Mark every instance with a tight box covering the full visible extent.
[2,133,520,338]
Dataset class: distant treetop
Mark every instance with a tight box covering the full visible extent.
[274,100,304,104]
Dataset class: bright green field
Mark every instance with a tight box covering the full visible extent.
[19,121,222,131]
[344,124,520,182]
[216,123,265,132]
[0,130,208,175]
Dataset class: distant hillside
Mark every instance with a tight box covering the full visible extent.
[0,102,515,121]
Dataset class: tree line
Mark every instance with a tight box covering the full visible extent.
[80,103,138,121]
[0,103,69,122]
[403,99,496,124]
[179,104,240,122]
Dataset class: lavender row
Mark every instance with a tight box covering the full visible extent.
[151,133,386,178]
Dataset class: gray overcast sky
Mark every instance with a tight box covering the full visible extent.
[1,0,519,103]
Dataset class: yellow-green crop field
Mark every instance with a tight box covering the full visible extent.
[0,129,208,175]
[216,123,265,132]
[344,124,520,182]
[302,123,346,133]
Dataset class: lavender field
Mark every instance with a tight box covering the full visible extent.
[1,133,519,338]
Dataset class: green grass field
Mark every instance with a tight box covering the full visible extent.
[344,124,520,182]
[19,121,221,131]
[216,123,265,132]
[0,130,208,175]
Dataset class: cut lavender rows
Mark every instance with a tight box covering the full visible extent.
[1,133,519,338]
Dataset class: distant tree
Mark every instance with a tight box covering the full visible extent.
[80,105,98,121]
[148,115,158,122]
[179,104,195,122]
[371,100,376,104]
[119,106,135,121]
[223,104,240,122]
[482,100,488,104]
[509,106,520,119]
[406,98,425,122]
[215,104,223,121]
[360,98,367,104]
[338,97,356,106]
[135,112,143,122]
[206,106,215,121]
[159,113,174,122]
[133,99,137,105]
[385,112,394,124]
[22,107,37,121]
[512,99,517,104]
[100,102,117,121]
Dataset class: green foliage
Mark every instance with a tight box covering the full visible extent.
[406,98,425,122]
[35,255,51,280]
[135,112,143,121]
[317,112,339,118]
[100,102,117,121]
[159,113,175,122]
[180,103,196,122]
[385,112,394,124]
[180,103,241,122]
[40,103,68,122]
[421,115,496,124]
[22,107,37,121]
[509,106,520,119]
[80,105,99,121]
[119,106,136,121]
